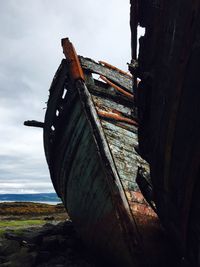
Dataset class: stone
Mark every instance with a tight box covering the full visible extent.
[6,248,37,267]
[20,229,44,244]
[0,240,20,256]
[44,216,55,221]
[0,255,7,264]
[0,220,96,267]
[41,235,60,251]
[47,255,66,265]
[4,232,23,242]
[36,250,51,263]
[53,221,74,235]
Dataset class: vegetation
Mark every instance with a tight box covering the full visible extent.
[0,202,65,216]
[0,219,45,237]
[0,219,45,228]
[0,202,68,237]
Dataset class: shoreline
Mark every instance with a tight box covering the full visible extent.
[0,201,68,222]
[0,201,61,205]
[0,202,96,266]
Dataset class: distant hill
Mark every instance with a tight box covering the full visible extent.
[0,193,61,202]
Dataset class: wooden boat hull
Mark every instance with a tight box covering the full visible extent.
[42,40,175,266]
[43,59,141,266]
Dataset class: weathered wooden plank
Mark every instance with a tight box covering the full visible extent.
[101,120,138,144]
[92,95,132,117]
[99,118,149,194]
[79,56,133,92]
[104,134,138,154]
[43,60,70,195]
[106,139,139,190]
[44,60,69,160]
[88,83,134,108]
[54,101,87,198]
[101,121,139,188]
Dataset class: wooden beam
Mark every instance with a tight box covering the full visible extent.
[79,56,133,92]
[24,120,44,128]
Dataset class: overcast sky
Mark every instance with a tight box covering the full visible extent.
[0,0,133,194]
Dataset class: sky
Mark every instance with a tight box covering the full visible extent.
[0,0,133,194]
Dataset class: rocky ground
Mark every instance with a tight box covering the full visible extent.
[0,202,96,267]
[0,202,187,267]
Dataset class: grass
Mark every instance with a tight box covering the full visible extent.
[0,228,24,237]
[0,219,45,228]
[0,219,46,237]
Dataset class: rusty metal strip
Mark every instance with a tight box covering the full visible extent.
[61,38,85,82]
[99,61,132,78]
[100,75,134,99]
[98,110,138,127]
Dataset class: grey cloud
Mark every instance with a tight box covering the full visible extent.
[0,0,131,194]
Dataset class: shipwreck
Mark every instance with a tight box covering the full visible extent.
[130,0,200,266]
[25,1,200,265]
[25,38,171,266]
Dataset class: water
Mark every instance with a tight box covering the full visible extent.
[0,200,61,205]
[0,193,61,203]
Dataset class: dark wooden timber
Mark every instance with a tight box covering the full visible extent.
[130,0,200,265]
[24,120,44,128]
